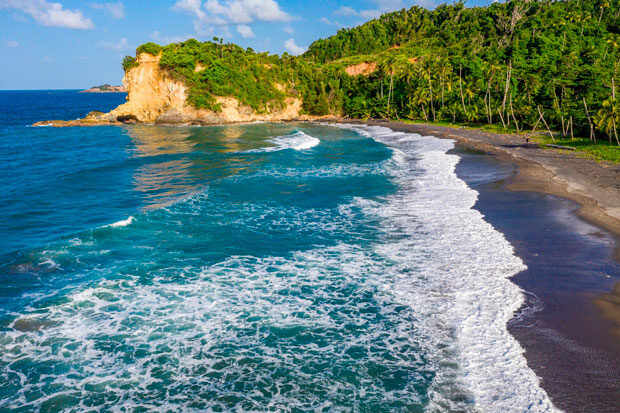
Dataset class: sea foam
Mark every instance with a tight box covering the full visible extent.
[106,216,134,228]
[248,130,320,152]
[337,124,558,412]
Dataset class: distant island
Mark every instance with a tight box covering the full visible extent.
[80,84,126,93]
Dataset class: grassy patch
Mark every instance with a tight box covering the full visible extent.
[399,119,619,163]
[401,119,523,135]
[530,135,620,163]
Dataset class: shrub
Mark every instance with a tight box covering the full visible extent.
[122,56,138,72]
[136,42,163,56]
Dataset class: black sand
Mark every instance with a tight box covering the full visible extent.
[454,146,620,412]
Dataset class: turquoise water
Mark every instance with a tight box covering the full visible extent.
[0,92,556,411]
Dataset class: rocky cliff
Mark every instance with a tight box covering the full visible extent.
[36,53,312,127]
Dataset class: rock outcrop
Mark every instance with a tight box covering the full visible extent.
[345,62,377,76]
[36,53,314,127]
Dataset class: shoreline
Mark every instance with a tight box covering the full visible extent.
[344,120,620,411]
[453,146,620,412]
[343,120,620,258]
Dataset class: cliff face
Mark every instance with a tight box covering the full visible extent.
[110,53,187,123]
[37,53,309,127]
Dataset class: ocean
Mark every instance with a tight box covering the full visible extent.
[0,91,557,411]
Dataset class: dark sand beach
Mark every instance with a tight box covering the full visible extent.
[455,146,620,412]
[346,120,620,411]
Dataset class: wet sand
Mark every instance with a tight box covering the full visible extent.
[455,147,620,412]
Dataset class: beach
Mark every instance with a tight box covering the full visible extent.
[358,121,620,255]
[348,120,620,411]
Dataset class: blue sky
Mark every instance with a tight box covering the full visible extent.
[0,0,494,89]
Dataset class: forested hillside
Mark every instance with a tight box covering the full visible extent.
[127,0,620,146]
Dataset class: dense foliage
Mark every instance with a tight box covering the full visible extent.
[156,38,289,112]
[124,0,620,146]
[122,56,138,71]
[136,42,163,56]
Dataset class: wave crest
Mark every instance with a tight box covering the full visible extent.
[248,131,320,153]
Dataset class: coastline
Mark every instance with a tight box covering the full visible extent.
[453,145,620,412]
[344,120,620,257]
[339,119,620,411]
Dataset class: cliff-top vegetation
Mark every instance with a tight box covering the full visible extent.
[124,0,620,152]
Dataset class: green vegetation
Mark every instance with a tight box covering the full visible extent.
[531,135,620,163]
[158,38,288,112]
[136,42,163,56]
[90,84,115,91]
[123,0,620,155]
[122,56,138,71]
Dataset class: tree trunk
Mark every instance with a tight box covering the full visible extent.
[484,93,491,124]
[531,112,542,133]
[440,76,445,109]
[459,65,467,118]
[570,115,574,139]
[502,60,512,117]
[613,118,620,146]
[583,97,596,143]
[388,72,394,110]
[538,106,555,142]
[428,71,435,121]
[509,95,519,133]
[497,108,507,129]
[488,83,493,124]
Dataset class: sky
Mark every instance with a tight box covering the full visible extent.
[0,0,495,89]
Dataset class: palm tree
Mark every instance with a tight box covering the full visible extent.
[412,87,430,121]
[436,56,452,110]
[421,56,437,121]
[378,54,410,116]
[378,54,398,111]
[595,98,620,145]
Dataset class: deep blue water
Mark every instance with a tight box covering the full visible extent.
[0,91,556,411]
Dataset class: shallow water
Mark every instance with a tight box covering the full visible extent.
[0,92,557,411]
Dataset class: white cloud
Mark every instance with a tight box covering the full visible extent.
[173,0,205,19]
[150,31,195,44]
[173,0,291,40]
[0,0,94,29]
[174,0,291,25]
[89,2,125,19]
[333,6,356,16]
[332,0,435,22]
[193,20,231,38]
[320,16,348,27]
[98,37,130,51]
[236,24,254,38]
[204,0,291,24]
[284,38,305,55]
[283,26,293,34]
[359,9,382,19]
[4,40,18,47]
